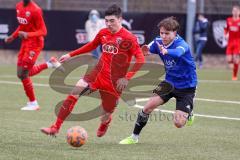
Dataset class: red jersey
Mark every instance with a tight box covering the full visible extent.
[224,17,240,44]
[11,1,47,45]
[69,27,144,82]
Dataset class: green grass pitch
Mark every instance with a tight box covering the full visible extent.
[0,65,240,160]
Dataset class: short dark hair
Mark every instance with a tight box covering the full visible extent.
[233,5,240,10]
[105,4,122,18]
[157,16,180,32]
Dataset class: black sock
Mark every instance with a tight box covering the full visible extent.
[133,109,149,135]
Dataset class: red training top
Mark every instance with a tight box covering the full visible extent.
[69,27,145,81]
[11,1,47,46]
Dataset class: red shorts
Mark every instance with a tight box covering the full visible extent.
[83,74,121,113]
[226,41,240,55]
[17,41,44,70]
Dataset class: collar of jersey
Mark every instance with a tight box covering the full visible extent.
[164,35,179,48]
[110,27,123,35]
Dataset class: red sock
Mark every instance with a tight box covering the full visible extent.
[29,63,48,77]
[233,63,239,78]
[55,95,78,129]
[101,114,112,125]
[22,77,35,102]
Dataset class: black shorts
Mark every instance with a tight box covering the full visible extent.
[153,81,196,114]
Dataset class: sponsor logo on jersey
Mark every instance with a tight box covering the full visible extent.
[212,20,227,48]
[119,40,132,51]
[229,26,239,32]
[164,59,176,68]
[102,43,118,55]
[116,37,122,45]
[17,17,28,24]
[26,11,31,17]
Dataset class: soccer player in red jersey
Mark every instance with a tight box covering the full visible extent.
[224,5,240,81]
[4,0,61,110]
[41,4,145,137]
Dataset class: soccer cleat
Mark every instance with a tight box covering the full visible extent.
[48,57,65,72]
[186,112,194,126]
[232,76,238,81]
[119,136,138,144]
[40,125,59,136]
[21,102,40,111]
[96,116,112,137]
[48,57,61,68]
[96,123,109,137]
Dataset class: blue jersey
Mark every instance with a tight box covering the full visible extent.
[148,35,197,89]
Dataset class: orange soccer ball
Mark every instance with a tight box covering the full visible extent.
[66,126,88,147]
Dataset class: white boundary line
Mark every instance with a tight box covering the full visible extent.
[0,80,73,90]
[0,80,49,87]
[1,80,240,103]
[136,97,240,105]
[0,75,80,80]
[195,98,240,105]
[134,99,240,121]
[0,75,240,83]
[1,80,240,105]
[1,80,240,121]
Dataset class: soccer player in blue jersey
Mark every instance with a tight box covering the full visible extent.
[119,17,198,144]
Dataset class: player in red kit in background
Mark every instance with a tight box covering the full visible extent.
[41,4,145,137]
[224,5,240,81]
[4,0,61,110]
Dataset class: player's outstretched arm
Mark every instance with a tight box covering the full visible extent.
[4,36,15,44]
[156,42,168,55]
[68,31,101,57]
[116,45,145,92]
[116,51,144,91]
[156,41,184,58]
[223,28,229,40]
[68,42,97,57]
[116,53,145,92]
[59,40,100,63]
[5,26,20,44]
[125,50,145,80]
[223,20,229,40]
[59,54,71,63]
[18,31,28,39]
